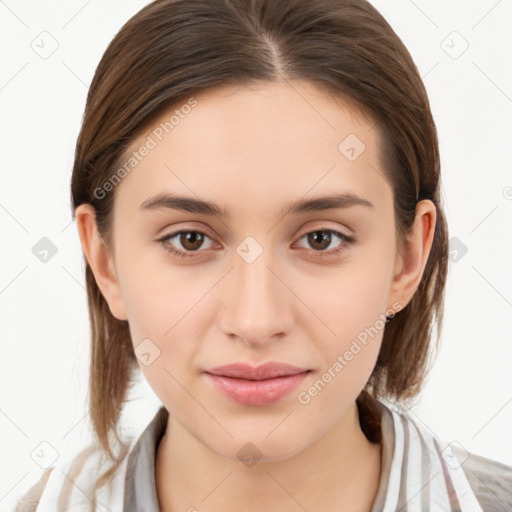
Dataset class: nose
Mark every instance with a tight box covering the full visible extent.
[218,244,294,347]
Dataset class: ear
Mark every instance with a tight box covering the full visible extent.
[75,204,128,321]
[388,199,437,310]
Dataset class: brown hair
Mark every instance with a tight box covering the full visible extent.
[70,0,448,465]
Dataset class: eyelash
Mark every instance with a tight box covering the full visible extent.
[158,228,355,260]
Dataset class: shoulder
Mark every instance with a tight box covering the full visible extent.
[13,408,167,511]
[452,444,512,510]
[378,400,512,510]
[13,467,54,512]
[13,443,111,512]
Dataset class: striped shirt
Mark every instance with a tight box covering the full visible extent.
[123,401,512,511]
[16,399,512,511]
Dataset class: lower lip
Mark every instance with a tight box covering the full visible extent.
[204,372,310,406]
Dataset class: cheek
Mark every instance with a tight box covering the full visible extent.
[299,252,393,383]
[122,276,202,418]
[116,254,210,388]
[117,242,201,339]
[304,257,392,337]
[297,289,386,415]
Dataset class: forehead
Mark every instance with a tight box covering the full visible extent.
[112,79,390,217]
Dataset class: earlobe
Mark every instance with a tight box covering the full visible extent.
[388,200,437,310]
[74,204,128,321]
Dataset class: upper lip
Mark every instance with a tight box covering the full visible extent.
[205,362,310,380]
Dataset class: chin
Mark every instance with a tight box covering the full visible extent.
[207,430,309,466]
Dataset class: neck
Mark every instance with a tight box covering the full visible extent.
[155,400,382,512]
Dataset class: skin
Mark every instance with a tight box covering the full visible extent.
[75,79,436,511]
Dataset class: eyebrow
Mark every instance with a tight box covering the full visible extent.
[139,192,374,218]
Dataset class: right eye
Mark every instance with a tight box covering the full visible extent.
[158,230,216,258]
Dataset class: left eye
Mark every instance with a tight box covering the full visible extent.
[294,229,354,257]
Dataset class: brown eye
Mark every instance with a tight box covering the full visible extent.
[295,228,354,258]
[159,230,214,258]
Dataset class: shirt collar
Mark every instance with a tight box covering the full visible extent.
[123,402,392,512]
[123,405,169,511]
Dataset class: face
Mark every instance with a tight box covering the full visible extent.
[93,80,408,461]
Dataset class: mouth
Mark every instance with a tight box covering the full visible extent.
[205,361,311,380]
[203,362,312,406]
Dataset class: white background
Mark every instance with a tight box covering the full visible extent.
[1,0,511,509]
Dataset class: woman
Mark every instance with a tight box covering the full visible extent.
[15,0,512,510]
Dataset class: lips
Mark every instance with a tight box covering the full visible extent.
[203,362,311,406]
[205,362,310,380]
